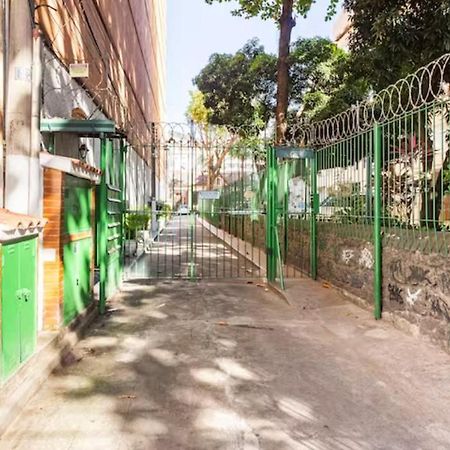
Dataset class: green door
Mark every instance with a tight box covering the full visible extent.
[63,174,93,325]
[63,238,92,325]
[1,243,21,379]
[77,238,92,306]
[1,237,37,380]
[18,238,37,362]
[63,241,78,325]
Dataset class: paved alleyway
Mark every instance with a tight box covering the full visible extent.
[126,215,262,280]
[2,278,450,450]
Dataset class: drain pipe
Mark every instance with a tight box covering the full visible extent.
[30,11,43,216]
[0,0,8,208]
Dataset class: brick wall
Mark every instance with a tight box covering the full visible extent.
[42,169,64,330]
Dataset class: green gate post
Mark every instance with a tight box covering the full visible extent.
[99,136,108,314]
[119,140,126,280]
[266,146,277,282]
[310,153,319,280]
[283,163,289,263]
[373,123,383,320]
[188,133,196,281]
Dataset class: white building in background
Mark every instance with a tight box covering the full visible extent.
[332,8,352,51]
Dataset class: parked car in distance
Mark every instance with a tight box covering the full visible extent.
[177,204,190,215]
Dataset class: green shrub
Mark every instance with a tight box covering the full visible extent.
[125,210,150,238]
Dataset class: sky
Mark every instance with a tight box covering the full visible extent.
[166,0,343,123]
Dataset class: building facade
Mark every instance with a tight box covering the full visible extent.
[0,0,166,408]
[332,8,352,51]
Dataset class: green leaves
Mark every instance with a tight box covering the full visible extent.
[192,39,277,128]
[205,0,338,21]
[344,0,450,90]
[191,36,359,126]
[186,91,212,125]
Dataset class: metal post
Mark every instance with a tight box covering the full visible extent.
[120,140,126,279]
[266,146,277,282]
[151,123,157,200]
[373,123,383,320]
[310,153,318,280]
[188,121,196,280]
[48,133,55,154]
[283,163,289,262]
[99,136,108,314]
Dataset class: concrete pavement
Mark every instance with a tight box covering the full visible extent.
[1,278,450,449]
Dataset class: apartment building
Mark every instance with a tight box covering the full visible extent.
[0,0,166,430]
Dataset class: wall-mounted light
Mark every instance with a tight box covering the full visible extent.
[78,144,89,161]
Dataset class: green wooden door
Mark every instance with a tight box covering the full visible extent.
[18,238,37,362]
[1,243,21,379]
[1,237,37,380]
[63,175,93,325]
[63,242,78,325]
[63,238,92,325]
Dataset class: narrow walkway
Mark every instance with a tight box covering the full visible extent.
[1,279,450,449]
[126,215,262,280]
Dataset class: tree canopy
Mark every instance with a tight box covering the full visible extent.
[192,37,352,127]
[199,0,450,130]
[205,0,340,143]
[344,0,450,90]
[193,39,277,128]
[204,0,338,21]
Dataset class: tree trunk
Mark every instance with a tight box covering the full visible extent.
[275,0,295,145]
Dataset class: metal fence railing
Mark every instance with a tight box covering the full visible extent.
[200,53,450,320]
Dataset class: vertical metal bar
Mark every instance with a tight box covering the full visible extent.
[275,226,285,290]
[373,123,383,320]
[48,133,55,154]
[99,136,107,314]
[310,152,318,280]
[189,123,196,281]
[283,163,289,265]
[120,140,126,279]
[266,146,277,282]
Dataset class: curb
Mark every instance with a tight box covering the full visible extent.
[0,301,99,437]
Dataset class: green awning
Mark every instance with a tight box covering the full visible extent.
[40,118,115,135]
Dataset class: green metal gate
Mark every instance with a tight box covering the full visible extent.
[266,147,318,288]
[125,124,268,280]
[98,137,125,313]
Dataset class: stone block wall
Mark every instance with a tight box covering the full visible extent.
[383,248,450,349]
[317,224,374,303]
